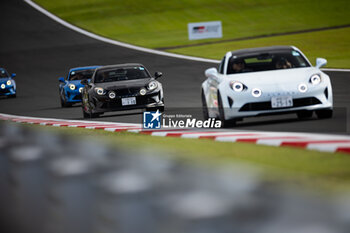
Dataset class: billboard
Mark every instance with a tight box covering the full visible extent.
[188,21,222,40]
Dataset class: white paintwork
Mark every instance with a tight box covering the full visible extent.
[316,58,327,68]
[202,47,333,121]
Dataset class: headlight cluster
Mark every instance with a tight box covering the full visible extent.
[94,87,105,95]
[298,83,308,93]
[1,84,5,89]
[140,88,147,96]
[230,81,262,97]
[310,74,321,85]
[148,81,158,91]
[138,81,158,95]
[79,87,83,93]
[230,81,244,92]
[6,80,12,86]
[69,84,76,90]
[108,91,116,99]
[251,88,262,97]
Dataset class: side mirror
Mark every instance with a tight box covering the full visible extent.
[58,77,65,82]
[11,73,16,78]
[205,67,218,77]
[316,58,327,69]
[155,72,162,79]
[80,79,89,85]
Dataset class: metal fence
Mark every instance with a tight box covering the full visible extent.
[0,122,349,233]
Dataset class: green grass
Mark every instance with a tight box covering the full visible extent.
[28,124,350,192]
[169,27,350,68]
[34,0,350,67]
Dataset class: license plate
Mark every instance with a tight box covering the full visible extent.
[271,96,293,108]
[122,97,136,106]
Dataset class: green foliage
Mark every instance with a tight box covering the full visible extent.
[34,0,349,45]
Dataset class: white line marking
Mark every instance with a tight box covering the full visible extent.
[3,112,350,153]
[23,0,219,64]
[23,1,350,72]
[321,68,350,72]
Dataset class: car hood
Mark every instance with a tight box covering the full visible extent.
[224,67,321,86]
[0,77,11,83]
[95,78,151,90]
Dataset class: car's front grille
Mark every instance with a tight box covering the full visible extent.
[239,97,322,112]
[109,88,141,97]
[100,93,159,109]
[73,94,82,100]
[0,89,10,94]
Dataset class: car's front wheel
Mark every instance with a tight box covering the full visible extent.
[60,92,72,107]
[82,95,99,118]
[8,94,16,98]
[146,106,164,112]
[82,108,100,118]
[201,90,209,120]
[218,91,235,127]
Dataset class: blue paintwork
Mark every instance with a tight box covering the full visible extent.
[59,66,100,105]
[0,68,16,97]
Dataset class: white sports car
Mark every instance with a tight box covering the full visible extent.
[201,46,333,126]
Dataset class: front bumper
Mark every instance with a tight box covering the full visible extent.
[91,91,164,113]
[0,86,16,96]
[65,89,82,103]
[221,86,332,120]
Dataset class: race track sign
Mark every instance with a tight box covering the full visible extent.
[188,21,222,40]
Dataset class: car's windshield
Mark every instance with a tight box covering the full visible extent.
[69,69,95,81]
[227,50,310,75]
[94,66,150,83]
[0,69,9,78]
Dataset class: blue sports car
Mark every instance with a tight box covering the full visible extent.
[58,66,100,107]
[0,68,16,98]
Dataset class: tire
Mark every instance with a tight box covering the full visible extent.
[82,108,99,118]
[60,96,72,107]
[83,110,90,119]
[59,88,72,107]
[8,94,16,98]
[297,110,313,119]
[90,113,100,118]
[157,106,165,112]
[316,109,333,119]
[81,96,98,118]
[146,106,164,112]
[201,90,209,120]
[217,91,235,127]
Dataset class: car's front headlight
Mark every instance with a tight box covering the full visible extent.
[251,88,262,97]
[1,84,5,89]
[69,84,76,90]
[230,81,245,92]
[298,83,308,93]
[148,81,158,91]
[79,87,83,93]
[108,91,116,99]
[140,88,147,95]
[6,80,12,86]
[94,87,105,95]
[310,74,321,85]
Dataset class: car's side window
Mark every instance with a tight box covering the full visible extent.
[218,57,225,74]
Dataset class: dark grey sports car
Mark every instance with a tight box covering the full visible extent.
[81,63,164,118]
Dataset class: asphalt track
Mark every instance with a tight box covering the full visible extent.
[0,0,349,134]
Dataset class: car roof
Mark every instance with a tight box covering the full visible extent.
[231,46,295,57]
[96,63,145,71]
[69,65,101,72]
